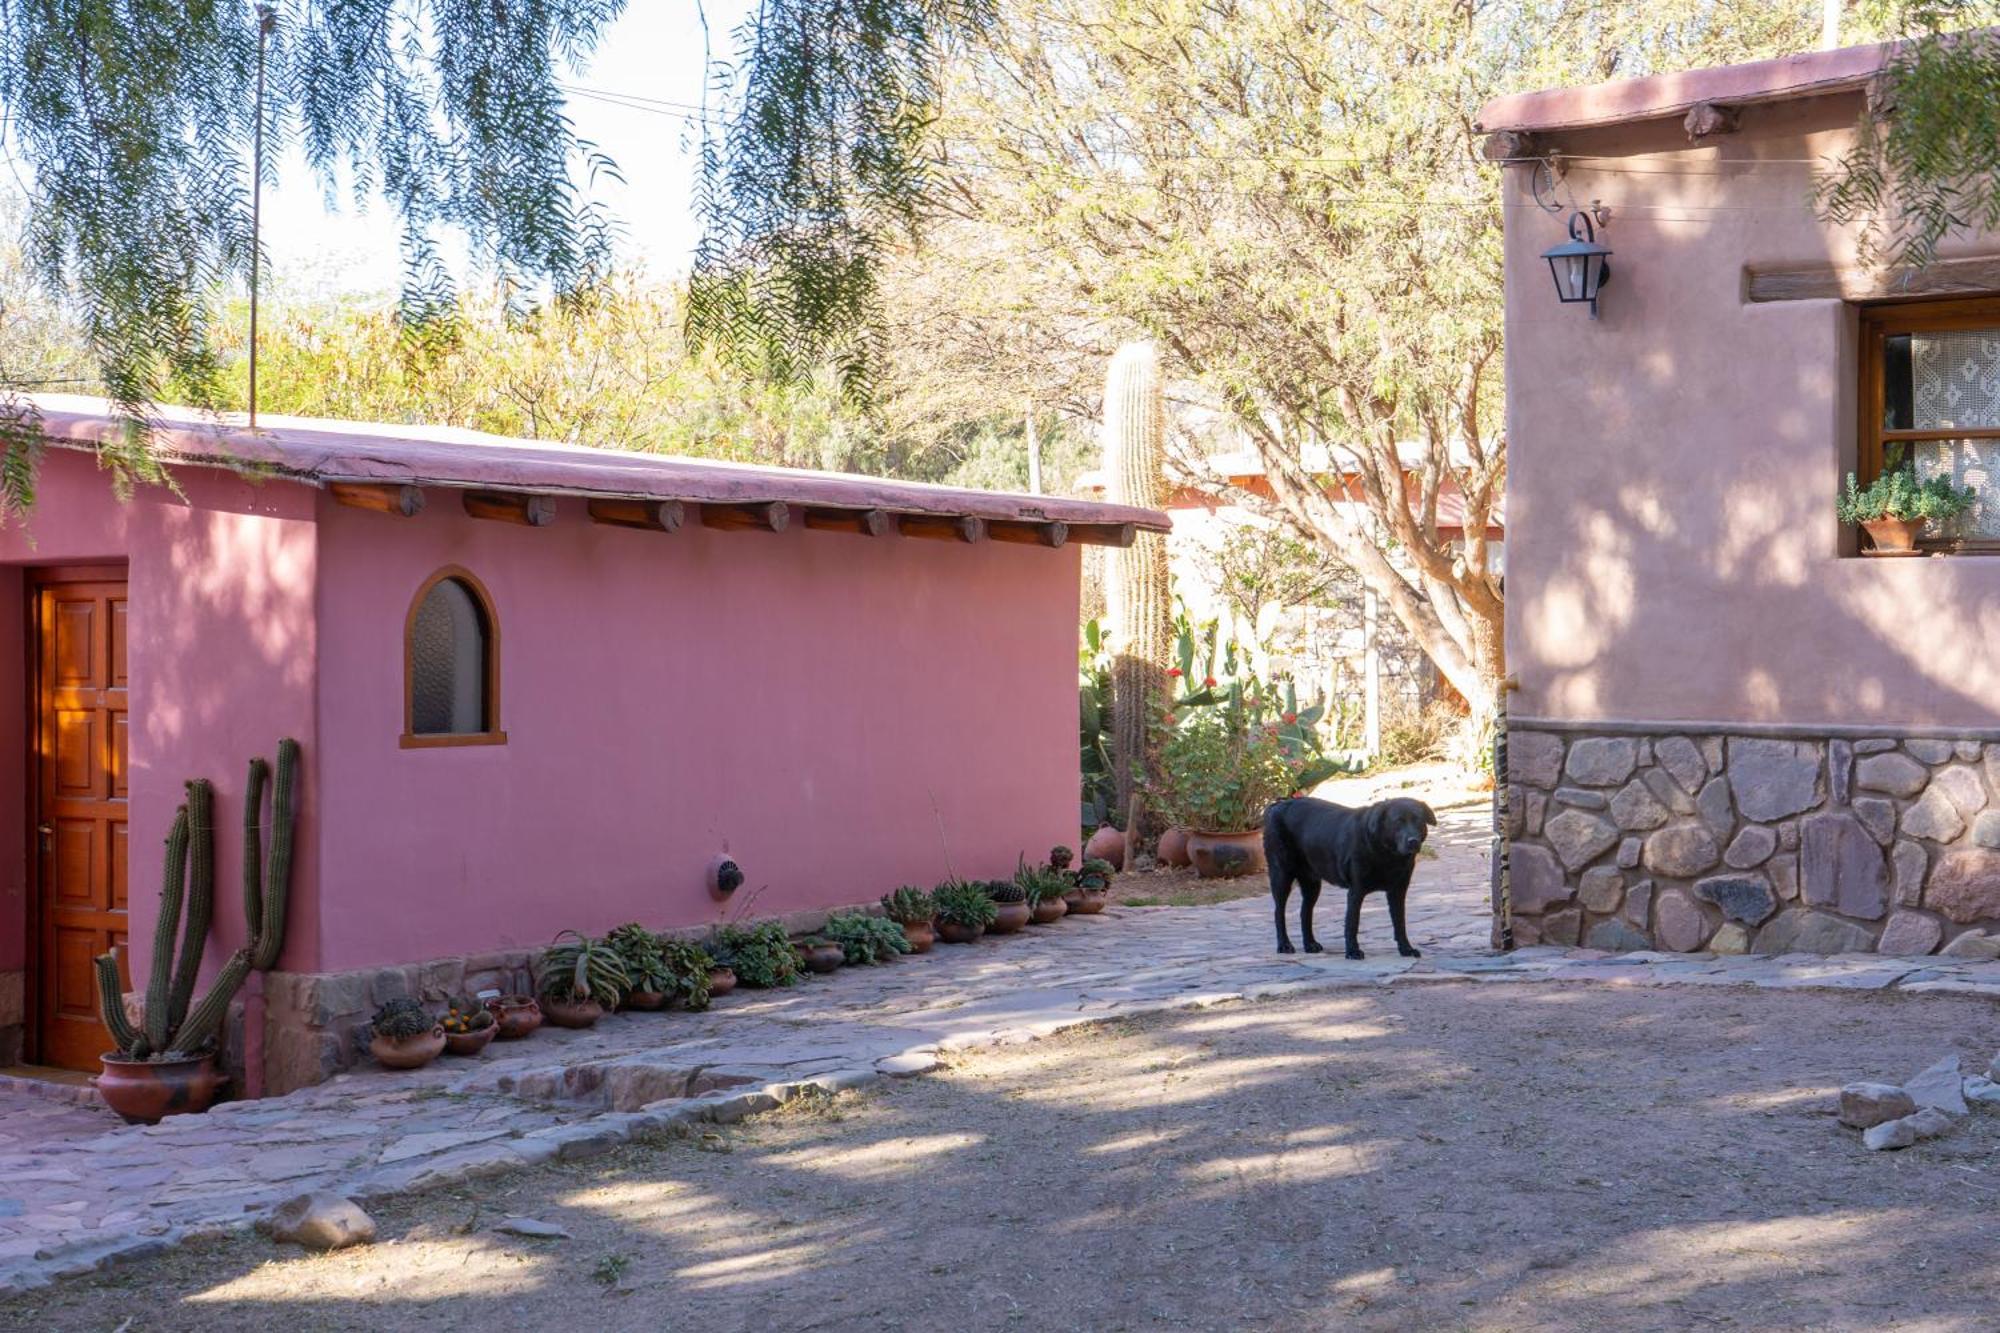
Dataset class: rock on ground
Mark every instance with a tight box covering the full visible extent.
[1863,1107,1959,1152]
[1906,1056,1968,1116]
[1839,1083,1917,1129]
[494,1217,572,1240]
[1963,1075,2000,1106]
[260,1193,376,1252]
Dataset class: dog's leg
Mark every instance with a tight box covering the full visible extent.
[1344,889,1366,960]
[1388,885,1422,958]
[1270,857,1296,953]
[1299,878,1324,953]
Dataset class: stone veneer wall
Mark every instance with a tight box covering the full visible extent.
[1506,729,2000,958]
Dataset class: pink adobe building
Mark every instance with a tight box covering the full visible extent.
[0,397,1166,1090]
[1485,38,2000,957]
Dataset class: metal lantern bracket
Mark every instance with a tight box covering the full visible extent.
[1541,209,1613,319]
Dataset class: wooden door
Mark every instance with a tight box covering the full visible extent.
[31,571,129,1071]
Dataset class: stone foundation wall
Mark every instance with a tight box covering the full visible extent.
[1506,728,2000,957]
[258,904,860,1095]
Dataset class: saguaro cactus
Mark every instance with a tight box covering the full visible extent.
[95,738,301,1060]
[1102,341,1172,824]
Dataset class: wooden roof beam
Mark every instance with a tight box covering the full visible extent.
[898,514,986,543]
[330,482,425,517]
[463,490,556,526]
[989,519,1069,548]
[699,500,790,532]
[588,498,684,532]
[802,507,890,536]
[1069,522,1138,548]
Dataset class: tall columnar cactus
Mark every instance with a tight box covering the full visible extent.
[94,739,300,1060]
[1103,340,1171,824]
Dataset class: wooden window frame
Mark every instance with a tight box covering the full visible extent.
[400,565,507,749]
[1859,295,2000,555]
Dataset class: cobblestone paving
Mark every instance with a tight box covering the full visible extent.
[5,806,1999,1295]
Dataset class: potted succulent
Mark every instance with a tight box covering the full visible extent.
[880,886,937,952]
[1154,710,1294,879]
[825,911,914,965]
[1017,860,1071,925]
[1071,858,1114,913]
[798,936,847,974]
[440,996,498,1056]
[487,993,543,1039]
[933,878,998,944]
[712,922,802,988]
[986,879,1032,934]
[1838,469,1977,552]
[1049,845,1075,873]
[535,930,631,1028]
[370,998,447,1070]
[607,923,672,1010]
[659,937,718,1009]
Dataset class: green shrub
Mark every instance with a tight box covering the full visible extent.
[1153,708,1297,833]
[824,912,912,965]
[1076,858,1114,891]
[660,937,715,1011]
[712,922,801,988]
[1837,469,1976,524]
[879,886,935,925]
[933,878,999,929]
[606,922,669,999]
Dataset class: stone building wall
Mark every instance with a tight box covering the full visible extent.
[1506,729,2000,958]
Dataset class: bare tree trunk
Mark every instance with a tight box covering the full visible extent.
[1103,341,1171,826]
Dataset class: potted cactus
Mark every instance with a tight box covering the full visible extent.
[1017,861,1071,925]
[933,878,998,944]
[986,879,1031,934]
[369,998,446,1069]
[441,996,498,1056]
[92,740,300,1124]
[535,931,630,1028]
[880,886,937,952]
[1070,858,1114,914]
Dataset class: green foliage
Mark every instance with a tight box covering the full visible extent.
[1817,5,2000,268]
[932,878,999,928]
[1162,608,1358,792]
[659,938,717,1012]
[1014,860,1072,907]
[534,931,631,1005]
[823,912,913,965]
[712,922,802,989]
[1076,858,1114,891]
[879,886,936,925]
[985,877,1027,904]
[442,996,494,1034]
[606,923,670,998]
[369,998,434,1041]
[1836,469,1977,524]
[1079,619,1118,829]
[1152,709,1298,834]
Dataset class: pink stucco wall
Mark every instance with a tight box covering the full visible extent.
[8,442,1085,1002]
[0,449,318,1013]
[312,494,1081,971]
[1504,93,2000,731]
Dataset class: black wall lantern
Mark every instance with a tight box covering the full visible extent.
[1542,210,1612,318]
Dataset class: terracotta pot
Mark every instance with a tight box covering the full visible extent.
[898,920,936,953]
[540,996,605,1029]
[801,942,845,974]
[487,995,543,1040]
[622,990,668,1012]
[371,1026,447,1071]
[1862,516,1923,552]
[936,919,986,944]
[444,1023,498,1057]
[707,967,737,997]
[1187,829,1267,879]
[988,900,1031,934]
[1069,889,1109,915]
[1158,826,1193,868]
[1084,824,1127,870]
[1029,896,1069,925]
[96,1053,225,1125]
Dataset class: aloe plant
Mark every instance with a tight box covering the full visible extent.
[534,931,631,1004]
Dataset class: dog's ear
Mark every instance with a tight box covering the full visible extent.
[1363,802,1387,840]
[1417,801,1437,827]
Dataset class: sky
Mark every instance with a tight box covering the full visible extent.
[261,0,759,298]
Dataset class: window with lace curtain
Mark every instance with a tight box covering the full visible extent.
[1862,298,2000,550]
[401,567,506,747]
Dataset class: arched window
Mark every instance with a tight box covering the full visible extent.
[402,568,505,747]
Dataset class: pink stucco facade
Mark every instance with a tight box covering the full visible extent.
[4,413,1148,1079]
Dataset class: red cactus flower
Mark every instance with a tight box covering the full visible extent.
[1167,667,1183,678]
[1203,676,1218,688]
[1283,712,1298,724]
[1163,713,1177,726]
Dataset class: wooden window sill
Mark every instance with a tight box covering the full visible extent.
[399,731,509,749]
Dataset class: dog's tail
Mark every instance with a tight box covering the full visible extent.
[1262,797,1296,867]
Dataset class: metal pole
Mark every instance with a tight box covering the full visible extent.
[248,4,275,427]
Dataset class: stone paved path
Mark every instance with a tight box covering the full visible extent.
[5,806,2000,1296]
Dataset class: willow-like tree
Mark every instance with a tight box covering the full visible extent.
[0,0,982,519]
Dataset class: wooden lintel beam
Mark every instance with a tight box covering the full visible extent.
[1069,522,1139,548]
[1683,100,1739,141]
[330,482,425,517]
[588,497,684,532]
[898,514,986,543]
[462,490,556,526]
[802,507,890,536]
[699,500,790,532]
[1481,129,1540,162]
[1747,253,2000,304]
[989,519,1069,548]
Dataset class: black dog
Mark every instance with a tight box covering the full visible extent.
[1264,796,1436,958]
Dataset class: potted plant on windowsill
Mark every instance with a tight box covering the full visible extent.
[880,886,937,952]
[535,931,630,1028]
[933,878,998,944]
[1838,470,1977,553]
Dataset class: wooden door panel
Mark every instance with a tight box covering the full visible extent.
[32,575,129,1071]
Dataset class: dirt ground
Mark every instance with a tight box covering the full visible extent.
[17,982,2000,1333]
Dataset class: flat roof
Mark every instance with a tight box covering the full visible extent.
[1475,39,1891,137]
[30,396,1169,537]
